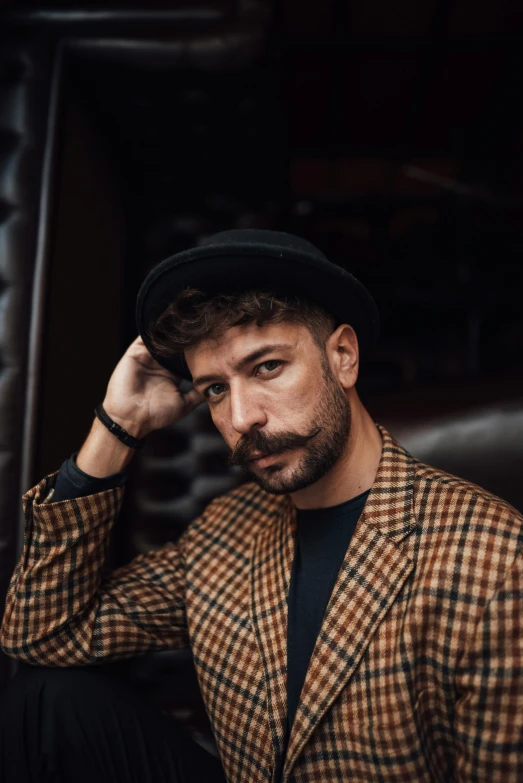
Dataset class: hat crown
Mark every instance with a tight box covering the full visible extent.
[136,227,379,381]
[200,229,328,261]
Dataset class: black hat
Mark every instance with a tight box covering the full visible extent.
[136,229,379,381]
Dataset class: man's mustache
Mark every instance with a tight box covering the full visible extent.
[229,427,320,467]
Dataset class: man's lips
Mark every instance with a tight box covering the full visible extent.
[249,450,286,467]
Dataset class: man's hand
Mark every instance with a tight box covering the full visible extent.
[76,337,204,477]
[102,336,204,439]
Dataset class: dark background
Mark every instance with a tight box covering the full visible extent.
[1,0,522,688]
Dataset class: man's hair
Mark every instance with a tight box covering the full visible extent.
[147,288,337,362]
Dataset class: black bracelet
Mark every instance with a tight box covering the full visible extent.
[94,404,143,449]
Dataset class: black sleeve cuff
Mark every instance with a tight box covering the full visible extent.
[52,454,128,502]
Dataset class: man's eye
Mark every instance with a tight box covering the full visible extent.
[206,384,226,399]
[257,360,282,374]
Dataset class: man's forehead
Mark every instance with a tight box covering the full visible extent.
[186,321,306,376]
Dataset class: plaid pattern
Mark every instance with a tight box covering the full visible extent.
[1,425,522,782]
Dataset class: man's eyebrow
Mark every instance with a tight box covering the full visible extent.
[192,343,292,388]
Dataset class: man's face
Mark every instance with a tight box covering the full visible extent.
[187,321,352,495]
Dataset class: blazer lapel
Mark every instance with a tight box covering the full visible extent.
[250,492,297,774]
[283,426,417,780]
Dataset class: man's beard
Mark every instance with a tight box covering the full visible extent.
[228,365,351,495]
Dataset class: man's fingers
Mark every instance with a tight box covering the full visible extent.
[182,388,206,410]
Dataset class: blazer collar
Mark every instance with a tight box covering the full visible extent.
[249,425,417,781]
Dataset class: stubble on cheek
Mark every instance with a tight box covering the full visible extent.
[279,371,320,427]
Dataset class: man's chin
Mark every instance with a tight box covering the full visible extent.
[243,460,290,494]
[247,461,318,496]
[250,474,294,495]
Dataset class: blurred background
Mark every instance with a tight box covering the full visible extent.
[1,0,523,700]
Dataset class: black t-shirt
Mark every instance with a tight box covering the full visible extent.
[286,489,370,734]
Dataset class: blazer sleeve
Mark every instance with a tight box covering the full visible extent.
[0,472,195,666]
[453,548,523,781]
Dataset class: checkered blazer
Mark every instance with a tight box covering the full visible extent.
[1,425,522,782]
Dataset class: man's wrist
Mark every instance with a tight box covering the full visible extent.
[101,404,150,441]
[76,418,137,477]
[94,405,145,448]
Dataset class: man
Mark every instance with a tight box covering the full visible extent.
[0,229,522,783]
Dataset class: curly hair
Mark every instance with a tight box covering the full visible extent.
[147,288,336,363]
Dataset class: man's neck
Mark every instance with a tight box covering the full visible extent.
[290,405,383,511]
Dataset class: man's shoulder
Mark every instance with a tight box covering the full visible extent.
[411,457,522,576]
[413,458,522,524]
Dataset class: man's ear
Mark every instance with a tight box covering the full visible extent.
[326,324,359,390]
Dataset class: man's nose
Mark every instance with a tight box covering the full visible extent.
[229,384,267,435]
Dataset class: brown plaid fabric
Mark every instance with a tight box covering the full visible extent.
[1,425,522,782]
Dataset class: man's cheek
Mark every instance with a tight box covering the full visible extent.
[280,387,315,418]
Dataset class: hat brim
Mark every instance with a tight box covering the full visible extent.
[136,241,379,381]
